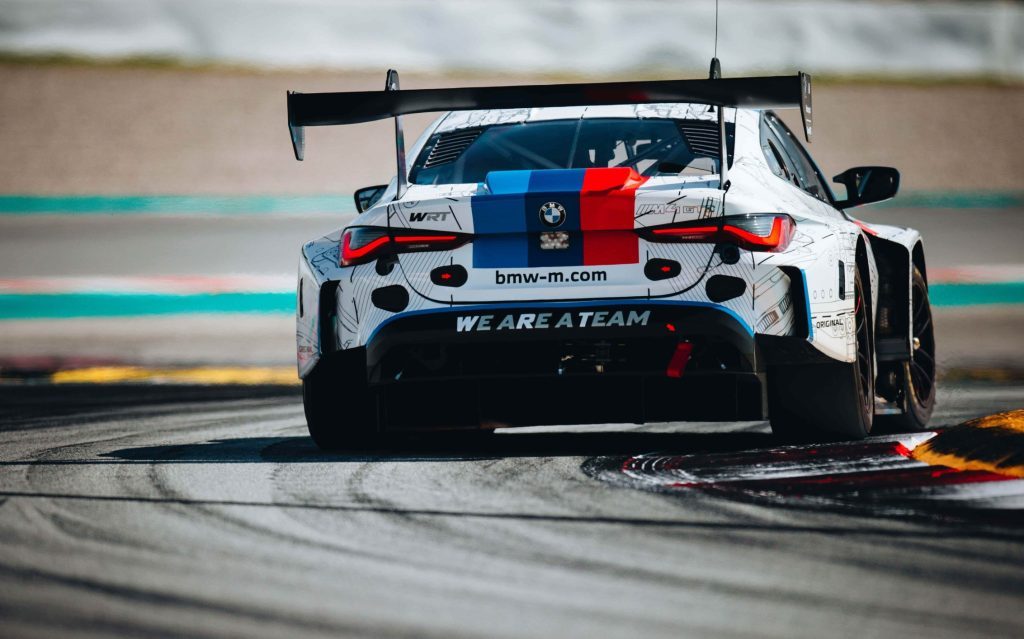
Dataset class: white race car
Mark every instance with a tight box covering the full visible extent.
[288,65,935,449]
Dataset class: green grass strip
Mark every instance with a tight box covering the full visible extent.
[874,191,1024,209]
[0,292,295,319]
[929,282,1024,307]
[0,284,1021,319]
[0,191,1021,216]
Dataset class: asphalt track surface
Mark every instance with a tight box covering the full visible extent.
[1,380,1022,639]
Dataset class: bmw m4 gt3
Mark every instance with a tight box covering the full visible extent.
[288,67,936,449]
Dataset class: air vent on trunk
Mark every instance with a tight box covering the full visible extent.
[422,128,484,169]
[676,121,721,158]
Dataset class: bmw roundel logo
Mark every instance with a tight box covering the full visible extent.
[539,201,567,228]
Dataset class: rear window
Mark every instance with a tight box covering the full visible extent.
[410,117,734,186]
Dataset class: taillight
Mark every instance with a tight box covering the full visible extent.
[340,227,467,266]
[641,214,796,253]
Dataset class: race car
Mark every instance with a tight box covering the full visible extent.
[288,64,936,449]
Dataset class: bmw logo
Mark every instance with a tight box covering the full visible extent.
[539,202,567,228]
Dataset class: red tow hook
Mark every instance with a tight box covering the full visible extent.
[666,342,693,379]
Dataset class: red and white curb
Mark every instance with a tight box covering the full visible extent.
[588,432,1024,517]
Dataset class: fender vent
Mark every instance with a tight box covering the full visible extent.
[422,128,484,169]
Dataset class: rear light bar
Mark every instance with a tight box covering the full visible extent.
[341,227,468,266]
[641,214,797,253]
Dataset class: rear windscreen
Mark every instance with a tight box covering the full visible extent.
[411,118,734,186]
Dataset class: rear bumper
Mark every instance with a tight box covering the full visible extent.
[355,302,768,428]
[380,373,767,429]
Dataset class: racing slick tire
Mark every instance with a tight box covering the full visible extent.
[768,269,875,441]
[875,266,936,432]
[302,352,379,450]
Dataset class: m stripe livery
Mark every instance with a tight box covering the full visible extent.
[471,167,647,268]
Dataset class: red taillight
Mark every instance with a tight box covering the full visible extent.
[644,214,796,253]
[341,227,465,266]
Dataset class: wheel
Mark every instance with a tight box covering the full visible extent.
[875,266,936,432]
[302,351,379,450]
[769,268,875,441]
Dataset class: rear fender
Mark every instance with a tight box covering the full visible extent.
[856,222,923,363]
[297,231,346,378]
[754,218,862,363]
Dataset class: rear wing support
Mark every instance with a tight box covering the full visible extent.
[386,69,408,199]
[709,57,729,187]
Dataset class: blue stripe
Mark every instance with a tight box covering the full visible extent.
[471,194,527,234]
[801,268,814,341]
[473,235,529,268]
[484,171,533,195]
[526,169,586,193]
[471,192,528,267]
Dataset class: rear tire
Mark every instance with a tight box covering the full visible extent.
[302,352,379,450]
[875,266,936,432]
[769,269,875,441]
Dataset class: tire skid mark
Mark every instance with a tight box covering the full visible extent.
[1,411,420,636]
[136,433,404,563]
[0,563,403,638]
[264,457,1024,634]
[18,404,396,564]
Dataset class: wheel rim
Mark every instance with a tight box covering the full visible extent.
[907,276,936,405]
[855,281,873,413]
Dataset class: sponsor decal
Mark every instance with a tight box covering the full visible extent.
[539,231,570,250]
[495,269,607,285]
[408,211,452,222]
[456,310,650,332]
[634,203,680,219]
[539,202,567,228]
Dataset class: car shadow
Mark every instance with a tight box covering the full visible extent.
[102,429,775,464]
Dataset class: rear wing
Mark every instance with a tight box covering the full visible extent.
[287,68,812,196]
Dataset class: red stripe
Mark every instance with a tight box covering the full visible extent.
[580,168,645,266]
